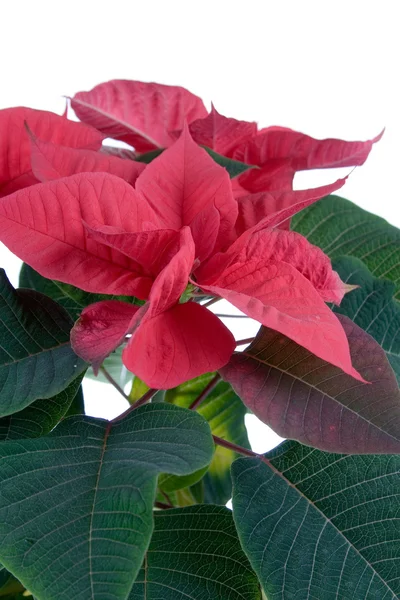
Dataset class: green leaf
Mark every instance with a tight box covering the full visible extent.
[129,505,261,599]
[291,194,400,299]
[19,263,143,322]
[134,148,164,163]
[158,466,208,493]
[166,373,250,504]
[221,314,400,454]
[232,441,400,599]
[134,146,255,178]
[0,404,214,600]
[0,566,25,597]
[0,374,84,441]
[128,375,150,404]
[332,256,400,383]
[202,146,256,178]
[65,384,85,417]
[0,270,87,417]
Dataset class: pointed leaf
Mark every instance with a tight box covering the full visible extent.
[29,134,144,185]
[232,126,382,171]
[0,374,84,441]
[188,106,257,155]
[0,404,214,600]
[332,256,400,383]
[221,314,400,453]
[0,270,86,417]
[199,259,360,380]
[292,194,400,299]
[136,128,238,259]
[0,107,104,196]
[232,440,400,599]
[202,146,256,178]
[72,80,207,152]
[0,172,158,297]
[166,373,250,504]
[129,505,261,599]
[19,263,144,323]
[235,178,347,236]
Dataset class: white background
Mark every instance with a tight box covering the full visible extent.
[0,0,398,452]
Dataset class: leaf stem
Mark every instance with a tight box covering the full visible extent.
[213,435,259,458]
[215,313,249,318]
[189,374,221,410]
[110,388,158,423]
[235,337,255,346]
[99,366,130,401]
[154,501,173,510]
[202,297,220,308]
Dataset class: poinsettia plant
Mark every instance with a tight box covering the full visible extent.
[0,79,399,600]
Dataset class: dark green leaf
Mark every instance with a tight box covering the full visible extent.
[332,256,400,383]
[134,148,164,163]
[221,314,400,453]
[129,505,261,599]
[65,384,85,417]
[0,404,214,600]
[291,194,400,299]
[0,270,86,417]
[202,146,256,178]
[232,441,400,599]
[0,374,84,441]
[134,145,255,178]
[158,466,208,493]
[166,373,250,504]
[19,263,143,322]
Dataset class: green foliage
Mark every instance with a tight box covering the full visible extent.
[332,256,400,382]
[232,441,400,599]
[0,374,84,440]
[292,194,400,299]
[129,505,261,599]
[0,404,214,600]
[166,373,250,504]
[0,270,86,417]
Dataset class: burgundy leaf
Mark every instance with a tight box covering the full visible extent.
[221,315,400,454]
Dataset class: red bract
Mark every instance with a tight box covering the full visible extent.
[0,123,363,388]
[71,79,381,198]
[71,80,208,153]
[231,127,384,193]
[0,107,104,197]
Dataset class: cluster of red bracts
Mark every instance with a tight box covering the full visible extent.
[0,80,381,388]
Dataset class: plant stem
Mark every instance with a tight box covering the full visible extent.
[213,435,259,458]
[189,374,221,410]
[154,501,172,510]
[215,313,249,318]
[99,366,130,401]
[235,337,255,346]
[202,297,220,308]
[110,388,158,423]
